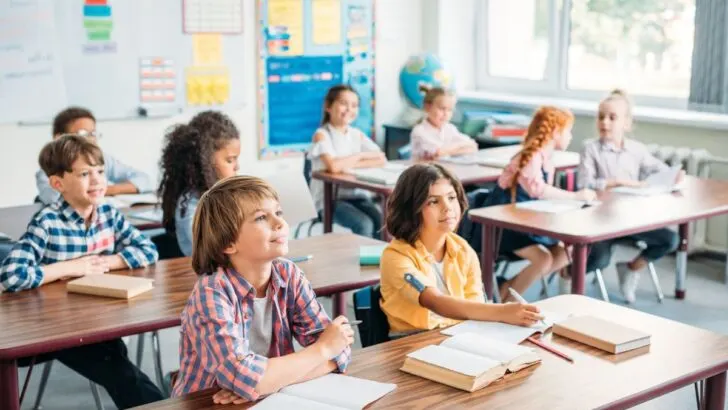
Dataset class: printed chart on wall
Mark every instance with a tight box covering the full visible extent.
[0,0,245,125]
[257,0,375,159]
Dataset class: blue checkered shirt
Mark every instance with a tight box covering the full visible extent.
[0,200,158,292]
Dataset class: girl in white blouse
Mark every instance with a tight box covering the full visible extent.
[410,86,477,161]
[308,85,386,238]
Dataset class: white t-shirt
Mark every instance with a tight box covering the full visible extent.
[248,292,274,356]
[431,260,450,296]
[308,124,382,210]
[410,120,475,161]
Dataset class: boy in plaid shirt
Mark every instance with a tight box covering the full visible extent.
[0,135,163,408]
[172,175,353,405]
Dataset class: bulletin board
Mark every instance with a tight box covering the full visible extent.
[257,0,376,159]
[0,0,246,125]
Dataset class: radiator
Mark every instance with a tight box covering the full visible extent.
[646,144,723,255]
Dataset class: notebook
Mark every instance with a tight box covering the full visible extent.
[127,208,163,222]
[401,333,540,392]
[441,310,571,344]
[67,274,154,299]
[105,194,160,208]
[611,166,683,196]
[347,168,401,185]
[552,315,651,354]
[250,374,396,410]
[515,199,600,213]
[359,244,386,266]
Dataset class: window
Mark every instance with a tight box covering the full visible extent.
[477,0,696,106]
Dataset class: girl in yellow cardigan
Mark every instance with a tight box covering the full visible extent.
[380,163,542,336]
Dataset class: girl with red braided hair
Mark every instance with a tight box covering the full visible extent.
[485,106,596,302]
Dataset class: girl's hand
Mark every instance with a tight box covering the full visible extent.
[498,303,543,327]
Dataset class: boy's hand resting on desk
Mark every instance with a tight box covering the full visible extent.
[498,303,544,327]
[575,189,597,202]
[212,389,246,405]
[315,316,354,359]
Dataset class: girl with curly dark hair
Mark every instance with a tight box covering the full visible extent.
[158,110,241,256]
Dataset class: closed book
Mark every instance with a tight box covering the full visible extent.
[552,315,651,354]
[359,245,386,266]
[67,274,154,299]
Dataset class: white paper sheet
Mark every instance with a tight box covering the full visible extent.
[441,310,571,344]
[280,374,396,410]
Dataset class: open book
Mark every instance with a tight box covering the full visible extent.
[250,374,396,410]
[441,310,571,344]
[611,166,682,196]
[401,333,541,392]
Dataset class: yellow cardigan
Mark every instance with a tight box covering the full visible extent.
[379,232,484,333]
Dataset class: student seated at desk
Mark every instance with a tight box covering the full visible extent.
[172,176,353,404]
[36,107,153,205]
[379,163,542,337]
[308,84,386,238]
[578,89,681,303]
[0,135,162,408]
[158,110,241,256]
[410,85,477,161]
[484,106,596,302]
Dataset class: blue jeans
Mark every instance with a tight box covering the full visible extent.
[333,198,382,238]
[586,228,680,273]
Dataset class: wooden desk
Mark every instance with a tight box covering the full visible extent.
[313,160,504,240]
[313,148,581,241]
[469,177,728,300]
[0,204,162,241]
[133,295,728,410]
[0,233,383,410]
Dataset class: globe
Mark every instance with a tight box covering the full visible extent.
[399,54,454,109]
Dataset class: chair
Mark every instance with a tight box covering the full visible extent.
[617,239,664,303]
[294,156,322,238]
[134,232,184,396]
[294,156,338,238]
[397,143,412,160]
[353,285,390,348]
[150,232,184,260]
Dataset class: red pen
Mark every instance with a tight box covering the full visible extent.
[527,336,574,363]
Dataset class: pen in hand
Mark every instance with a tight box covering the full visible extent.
[304,320,363,336]
[507,287,547,326]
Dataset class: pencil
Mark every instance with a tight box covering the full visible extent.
[527,336,574,363]
[304,320,363,336]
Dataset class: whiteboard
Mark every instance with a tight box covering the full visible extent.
[0,0,246,124]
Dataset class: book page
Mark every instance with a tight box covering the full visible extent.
[407,345,502,378]
[441,310,570,343]
[250,392,346,410]
[440,333,536,364]
[280,374,396,409]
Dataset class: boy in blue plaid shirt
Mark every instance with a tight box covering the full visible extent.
[0,135,163,408]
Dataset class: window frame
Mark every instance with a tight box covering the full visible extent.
[474,0,692,110]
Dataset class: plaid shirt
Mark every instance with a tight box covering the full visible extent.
[172,259,351,401]
[0,200,158,292]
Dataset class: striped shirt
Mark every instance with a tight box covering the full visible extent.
[0,200,158,292]
[172,259,351,401]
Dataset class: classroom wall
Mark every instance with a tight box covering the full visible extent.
[0,0,424,208]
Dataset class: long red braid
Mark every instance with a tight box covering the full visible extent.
[510,106,574,202]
